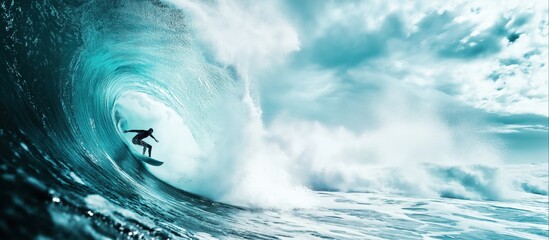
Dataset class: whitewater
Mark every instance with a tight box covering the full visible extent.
[1,0,547,239]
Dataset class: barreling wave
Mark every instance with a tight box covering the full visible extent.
[1,0,545,212]
[2,0,245,203]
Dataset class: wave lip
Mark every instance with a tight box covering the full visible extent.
[520,183,548,196]
[429,164,505,200]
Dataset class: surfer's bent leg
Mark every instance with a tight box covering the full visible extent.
[133,138,147,155]
[146,143,152,157]
[139,141,151,157]
[143,141,152,157]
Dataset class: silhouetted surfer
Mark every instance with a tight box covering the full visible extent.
[123,128,159,157]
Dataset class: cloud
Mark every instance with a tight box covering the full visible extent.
[425,13,505,58]
[168,0,300,71]
[272,0,548,117]
[259,0,548,164]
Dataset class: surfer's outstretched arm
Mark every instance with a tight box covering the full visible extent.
[150,135,159,143]
[124,129,143,133]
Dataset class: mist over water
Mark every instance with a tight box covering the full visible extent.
[146,0,537,208]
[1,0,547,239]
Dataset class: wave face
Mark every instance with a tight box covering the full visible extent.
[1,0,547,238]
[1,0,547,205]
[3,0,248,195]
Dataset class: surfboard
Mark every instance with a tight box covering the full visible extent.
[120,138,164,166]
[134,154,164,166]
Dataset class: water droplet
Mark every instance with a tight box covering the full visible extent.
[20,142,29,151]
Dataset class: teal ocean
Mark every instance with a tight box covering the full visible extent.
[1,0,547,239]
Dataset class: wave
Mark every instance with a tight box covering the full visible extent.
[1,0,545,210]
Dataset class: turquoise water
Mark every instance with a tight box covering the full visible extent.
[1,0,547,239]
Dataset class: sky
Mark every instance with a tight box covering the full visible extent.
[257,0,549,163]
[171,0,548,164]
[259,1,548,114]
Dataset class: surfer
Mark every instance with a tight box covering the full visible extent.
[123,128,159,157]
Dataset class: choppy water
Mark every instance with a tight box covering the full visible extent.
[2,133,548,239]
[1,0,547,239]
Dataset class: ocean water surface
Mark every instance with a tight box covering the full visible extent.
[1,0,547,239]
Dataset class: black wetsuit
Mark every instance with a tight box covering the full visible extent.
[125,129,157,157]
[131,131,151,145]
